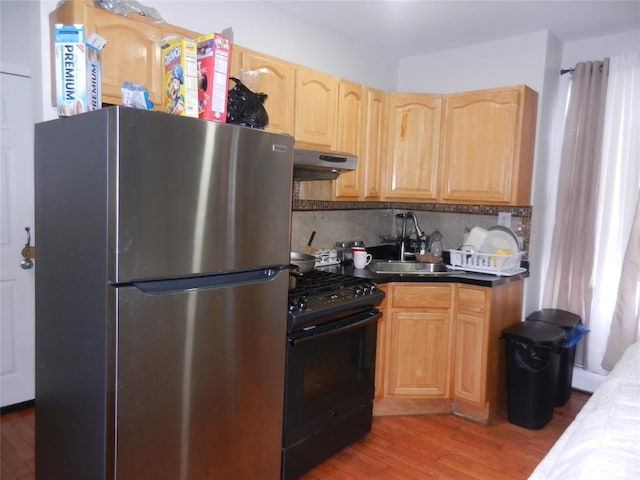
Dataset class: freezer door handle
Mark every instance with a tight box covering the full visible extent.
[129,267,285,294]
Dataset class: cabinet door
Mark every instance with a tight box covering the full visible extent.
[383,93,442,201]
[362,88,386,200]
[439,86,537,205]
[91,10,163,106]
[374,284,389,400]
[453,285,488,406]
[294,67,338,149]
[232,47,296,135]
[452,312,485,404]
[392,284,452,309]
[387,311,451,397]
[334,80,365,199]
[385,284,452,398]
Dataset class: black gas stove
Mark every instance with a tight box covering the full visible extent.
[283,269,384,479]
[287,270,384,333]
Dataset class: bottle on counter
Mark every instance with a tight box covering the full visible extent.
[428,230,443,257]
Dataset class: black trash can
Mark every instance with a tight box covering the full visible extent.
[526,309,586,406]
[503,321,566,430]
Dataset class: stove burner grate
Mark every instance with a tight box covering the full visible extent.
[289,270,364,297]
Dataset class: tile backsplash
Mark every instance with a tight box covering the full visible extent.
[291,200,531,256]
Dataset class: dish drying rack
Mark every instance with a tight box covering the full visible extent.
[449,250,525,276]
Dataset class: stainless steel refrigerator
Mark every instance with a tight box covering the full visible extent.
[34,107,294,479]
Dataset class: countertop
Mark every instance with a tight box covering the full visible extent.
[315,262,529,287]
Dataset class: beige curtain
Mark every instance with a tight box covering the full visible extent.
[602,195,640,369]
[542,60,609,368]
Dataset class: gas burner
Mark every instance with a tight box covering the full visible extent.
[289,270,366,297]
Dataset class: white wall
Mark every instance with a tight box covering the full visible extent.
[0,1,45,123]
[562,28,640,66]
[397,30,550,94]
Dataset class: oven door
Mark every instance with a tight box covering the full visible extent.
[283,308,380,447]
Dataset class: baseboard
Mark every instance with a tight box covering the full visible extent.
[1,399,35,415]
[571,366,607,393]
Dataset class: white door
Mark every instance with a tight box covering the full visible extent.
[0,67,35,407]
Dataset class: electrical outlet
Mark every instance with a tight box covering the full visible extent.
[498,212,511,227]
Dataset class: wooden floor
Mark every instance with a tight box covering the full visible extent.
[1,391,589,480]
[1,405,35,480]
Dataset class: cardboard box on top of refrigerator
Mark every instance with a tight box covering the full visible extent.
[196,33,232,122]
[54,24,105,116]
[160,35,198,117]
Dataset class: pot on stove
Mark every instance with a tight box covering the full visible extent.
[290,251,315,273]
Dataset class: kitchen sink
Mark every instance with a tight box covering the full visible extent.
[367,260,455,275]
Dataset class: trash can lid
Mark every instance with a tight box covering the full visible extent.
[526,308,582,329]
[503,320,566,347]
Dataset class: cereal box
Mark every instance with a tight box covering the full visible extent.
[196,33,232,122]
[54,24,104,117]
[160,35,198,117]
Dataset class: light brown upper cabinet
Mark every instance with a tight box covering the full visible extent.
[383,93,443,201]
[229,46,296,135]
[294,67,339,149]
[50,0,200,109]
[333,85,386,200]
[333,80,365,199]
[362,88,386,200]
[439,85,537,205]
[231,46,339,150]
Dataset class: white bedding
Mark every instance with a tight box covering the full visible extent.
[529,341,640,479]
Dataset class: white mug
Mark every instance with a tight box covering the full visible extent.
[352,247,372,269]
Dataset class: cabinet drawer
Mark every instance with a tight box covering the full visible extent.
[456,286,488,315]
[392,285,451,309]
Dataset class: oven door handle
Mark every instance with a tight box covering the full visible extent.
[290,311,381,347]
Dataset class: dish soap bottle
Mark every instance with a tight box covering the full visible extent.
[429,230,443,257]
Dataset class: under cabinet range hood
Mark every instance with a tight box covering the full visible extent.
[293,148,357,180]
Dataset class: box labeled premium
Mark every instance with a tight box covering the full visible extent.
[54,24,105,116]
[161,35,198,117]
[196,33,232,122]
[54,24,86,116]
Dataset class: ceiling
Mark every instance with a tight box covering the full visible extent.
[265,0,640,57]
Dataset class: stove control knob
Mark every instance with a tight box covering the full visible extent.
[353,285,364,297]
[288,296,308,313]
[359,282,375,295]
[299,297,308,311]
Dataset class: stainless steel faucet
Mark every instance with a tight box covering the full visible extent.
[398,212,424,261]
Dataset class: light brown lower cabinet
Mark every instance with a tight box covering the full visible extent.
[374,280,524,424]
[374,283,453,416]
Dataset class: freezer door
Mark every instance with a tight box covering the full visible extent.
[115,109,294,282]
[114,270,287,479]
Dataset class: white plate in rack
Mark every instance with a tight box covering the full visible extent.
[479,226,519,253]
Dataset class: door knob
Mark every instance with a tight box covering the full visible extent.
[20,227,34,269]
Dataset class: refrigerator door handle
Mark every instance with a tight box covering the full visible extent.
[129,267,285,294]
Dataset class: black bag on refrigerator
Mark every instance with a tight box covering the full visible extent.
[226,77,269,129]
